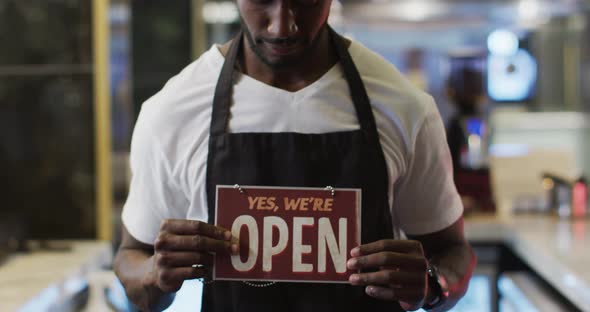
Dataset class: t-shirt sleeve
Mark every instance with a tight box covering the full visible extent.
[393,101,463,236]
[121,107,189,245]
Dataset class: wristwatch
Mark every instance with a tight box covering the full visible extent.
[422,262,450,310]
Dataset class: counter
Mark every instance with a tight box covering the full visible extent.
[0,241,112,312]
[1,217,588,312]
[465,215,590,312]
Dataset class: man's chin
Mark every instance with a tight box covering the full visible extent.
[264,56,302,69]
[258,50,307,69]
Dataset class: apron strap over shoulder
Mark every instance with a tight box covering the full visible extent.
[210,31,243,138]
[327,27,378,141]
[209,27,383,140]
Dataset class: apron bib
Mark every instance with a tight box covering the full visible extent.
[203,27,402,312]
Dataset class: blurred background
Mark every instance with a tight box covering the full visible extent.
[0,0,589,311]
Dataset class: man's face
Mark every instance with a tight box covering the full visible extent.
[237,0,332,68]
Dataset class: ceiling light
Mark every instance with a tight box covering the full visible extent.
[487,29,519,56]
[203,1,239,24]
[394,0,442,22]
[518,0,542,21]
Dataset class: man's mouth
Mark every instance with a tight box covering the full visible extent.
[262,39,302,56]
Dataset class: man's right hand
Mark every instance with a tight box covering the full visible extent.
[148,219,238,293]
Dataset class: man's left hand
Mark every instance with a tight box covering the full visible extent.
[347,239,429,311]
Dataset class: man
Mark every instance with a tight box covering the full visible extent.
[445,54,494,213]
[114,0,476,311]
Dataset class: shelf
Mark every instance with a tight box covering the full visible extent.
[0,64,93,77]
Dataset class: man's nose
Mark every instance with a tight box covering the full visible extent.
[267,2,298,37]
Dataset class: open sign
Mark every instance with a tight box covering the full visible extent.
[214,185,361,283]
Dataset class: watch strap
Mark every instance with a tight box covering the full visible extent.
[422,262,448,310]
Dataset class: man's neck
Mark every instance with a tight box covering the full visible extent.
[220,28,347,93]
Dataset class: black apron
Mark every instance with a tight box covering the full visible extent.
[203,27,403,312]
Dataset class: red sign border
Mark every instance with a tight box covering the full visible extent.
[213,184,362,284]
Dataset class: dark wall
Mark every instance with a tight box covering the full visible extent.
[131,0,192,120]
[0,0,95,239]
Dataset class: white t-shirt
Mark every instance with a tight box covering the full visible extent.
[122,39,463,245]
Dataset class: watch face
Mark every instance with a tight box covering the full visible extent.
[426,263,450,308]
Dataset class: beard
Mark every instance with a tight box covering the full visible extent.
[239,17,327,70]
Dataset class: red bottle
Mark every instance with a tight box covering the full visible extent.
[572,178,588,218]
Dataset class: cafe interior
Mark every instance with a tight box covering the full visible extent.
[0,0,589,311]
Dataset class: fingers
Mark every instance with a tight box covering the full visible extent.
[349,270,425,287]
[350,270,427,306]
[364,286,425,306]
[156,219,239,254]
[155,232,236,254]
[156,266,206,293]
[160,219,231,241]
[155,251,214,268]
[152,220,233,294]
[351,239,424,257]
[347,252,427,271]
[346,239,428,307]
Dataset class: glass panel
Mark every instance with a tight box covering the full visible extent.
[0,0,95,239]
[130,0,192,119]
